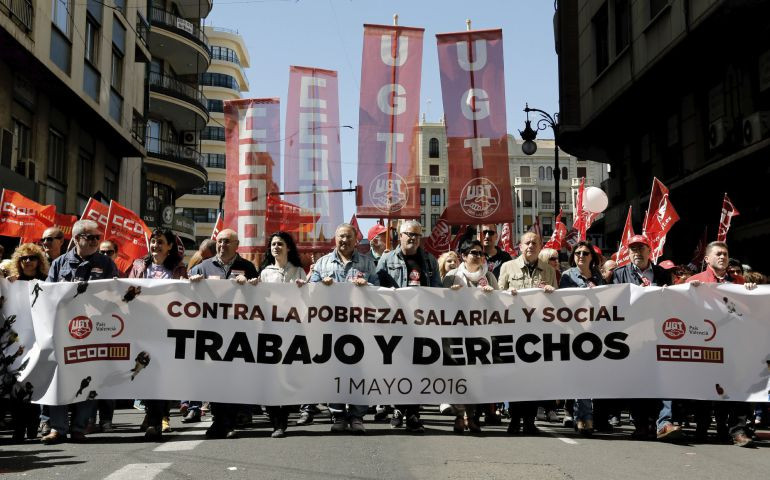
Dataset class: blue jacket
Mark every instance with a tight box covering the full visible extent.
[376,246,441,288]
[189,254,258,280]
[310,250,379,285]
[47,249,119,283]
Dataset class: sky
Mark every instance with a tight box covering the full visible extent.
[205,0,560,230]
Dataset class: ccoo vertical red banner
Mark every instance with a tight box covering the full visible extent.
[436,29,512,224]
[224,98,281,254]
[284,66,343,249]
[356,24,424,219]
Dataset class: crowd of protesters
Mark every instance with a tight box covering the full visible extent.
[0,219,767,447]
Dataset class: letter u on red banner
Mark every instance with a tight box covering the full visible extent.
[284,66,343,249]
[436,29,513,224]
[356,24,424,219]
[224,98,281,254]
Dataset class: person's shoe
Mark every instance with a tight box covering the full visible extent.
[547,410,560,423]
[39,420,51,436]
[271,428,286,438]
[179,403,189,416]
[133,400,145,411]
[161,417,172,433]
[349,417,366,435]
[144,426,161,441]
[466,417,482,433]
[522,422,539,435]
[563,415,574,428]
[296,411,314,426]
[201,402,210,412]
[374,405,389,422]
[330,416,348,433]
[390,410,404,428]
[733,432,753,447]
[405,415,425,434]
[183,410,201,423]
[577,419,593,436]
[70,431,87,442]
[84,420,98,435]
[225,429,238,439]
[100,422,114,433]
[609,416,621,427]
[507,420,521,435]
[656,423,683,441]
[41,430,65,445]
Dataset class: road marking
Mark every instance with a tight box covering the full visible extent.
[153,440,204,452]
[104,463,171,480]
[539,426,579,445]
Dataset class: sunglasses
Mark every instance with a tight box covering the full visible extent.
[77,234,101,242]
[574,251,591,257]
[20,255,39,262]
[100,250,115,256]
[401,232,422,239]
[41,236,63,243]
[467,250,484,257]
[482,230,497,236]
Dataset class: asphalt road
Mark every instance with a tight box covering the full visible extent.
[2,407,769,479]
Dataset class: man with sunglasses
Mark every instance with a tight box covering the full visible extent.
[41,220,119,444]
[480,224,512,279]
[40,227,66,263]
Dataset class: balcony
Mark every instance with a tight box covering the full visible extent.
[134,12,151,63]
[148,72,209,131]
[540,203,571,212]
[572,177,596,187]
[0,0,33,34]
[418,175,446,184]
[149,7,210,75]
[514,176,537,186]
[145,137,208,193]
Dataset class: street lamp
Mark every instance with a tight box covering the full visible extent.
[519,103,561,219]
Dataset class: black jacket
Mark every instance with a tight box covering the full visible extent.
[611,263,670,286]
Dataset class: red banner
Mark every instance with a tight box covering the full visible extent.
[436,29,512,224]
[106,200,151,272]
[224,98,281,254]
[284,66,343,249]
[614,206,635,267]
[54,213,77,240]
[572,178,598,241]
[716,193,739,242]
[499,222,515,255]
[544,208,566,250]
[0,189,56,242]
[80,198,110,237]
[357,24,424,218]
[642,177,679,263]
[422,210,452,257]
[211,212,224,241]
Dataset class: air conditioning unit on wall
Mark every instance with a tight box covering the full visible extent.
[182,131,197,146]
[742,111,770,146]
[708,118,728,150]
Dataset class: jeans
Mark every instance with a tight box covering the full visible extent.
[49,401,94,434]
[328,404,368,419]
[574,398,593,421]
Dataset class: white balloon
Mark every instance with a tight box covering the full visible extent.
[583,187,608,213]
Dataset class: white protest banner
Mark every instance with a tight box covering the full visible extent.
[3,279,769,406]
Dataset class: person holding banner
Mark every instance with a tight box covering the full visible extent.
[128,228,187,441]
[40,227,65,263]
[686,241,757,447]
[258,231,307,438]
[41,220,119,445]
[480,224,512,279]
[189,229,258,439]
[442,239,498,434]
[376,220,440,434]
[365,224,388,263]
[309,223,378,434]
[437,251,460,281]
[498,232,558,435]
[187,239,217,272]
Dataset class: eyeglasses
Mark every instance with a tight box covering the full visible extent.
[41,236,63,243]
[482,230,497,236]
[100,250,115,256]
[401,232,422,239]
[467,250,484,257]
[20,255,38,262]
[574,251,591,257]
[77,234,101,242]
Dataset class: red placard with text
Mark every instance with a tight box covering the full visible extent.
[106,200,151,272]
[80,198,109,237]
[436,29,512,224]
[0,189,56,242]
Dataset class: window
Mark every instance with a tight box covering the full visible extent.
[210,46,240,64]
[520,166,530,177]
[201,126,225,141]
[428,137,439,158]
[199,73,239,91]
[104,165,117,200]
[577,167,587,178]
[546,166,552,180]
[207,99,224,113]
[431,214,439,228]
[84,16,99,65]
[430,188,441,207]
[203,153,226,168]
[77,151,93,207]
[111,48,123,92]
[12,119,32,171]
[420,188,425,206]
[523,190,533,208]
[593,2,609,75]
[52,0,71,37]
[429,164,439,176]
[559,192,567,204]
[542,217,553,237]
[650,0,668,19]
[538,166,545,180]
[420,214,425,227]
[541,191,552,204]
[561,167,568,180]
[615,0,630,53]
[47,129,67,182]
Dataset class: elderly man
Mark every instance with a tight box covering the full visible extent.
[365,224,388,263]
[480,224,512,279]
[189,229,258,439]
[687,241,757,447]
[610,234,679,441]
[376,220,440,434]
[308,223,379,434]
[497,232,557,434]
[41,220,119,444]
[600,259,617,283]
[40,226,65,263]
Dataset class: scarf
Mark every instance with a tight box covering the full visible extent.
[456,262,489,287]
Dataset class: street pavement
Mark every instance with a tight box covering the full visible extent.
[1,407,769,479]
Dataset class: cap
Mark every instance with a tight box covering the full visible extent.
[627,234,651,247]
[367,224,387,242]
[658,260,676,270]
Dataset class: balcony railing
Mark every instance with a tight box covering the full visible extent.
[209,26,239,35]
[150,7,209,51]
[146,137,206,171]
[148,71,208,113]
[418,175,446,184]
[1,0,34,33]
[136,12,150,47]
[571,177,595,187]
[514,176,537,186]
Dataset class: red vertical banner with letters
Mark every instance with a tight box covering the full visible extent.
[80,198,110,237]
[224,98,281,254]
[0,189,56,242]
[356,24,423,219]
[106,200,151,272]
[284,66,343,250]
[436,29,513,224]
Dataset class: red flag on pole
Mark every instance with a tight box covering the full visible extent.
[572,178,598,241]
[349,214,364,242]
[80,198,109,236]
[544,208,566,250]
[436,28,513,224]
[614,206,635,267]
[0,189,56,242]
[357,24,424,218]
[716,193,739,242]
[54,213,77,240]
[642,177,680,263]
[105,200,151,272]
[422,209,452,257]
[211,212,224,240]
[499,222,515,255]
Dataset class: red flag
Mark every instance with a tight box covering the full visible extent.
[224,98,281,253]
[528,215,542,238]
[422,210,452,257]
[54,213,77,240]
[80,197,110,236]
[642,177,679,263]
[284,66,343,249]
[449,225,469,252]
[437,28,513,224]
[499,222,515,255]
[265,196,316,234]
[349,214,364,242]
[716,193,739,242]
[357,24,424,218]
[572,178,598,241]
[211,212,224,240]
[688,226,708,272]
[0,189,56,242]
[544,208,566,250]
[614,206,635,267]
[106,200,151,272]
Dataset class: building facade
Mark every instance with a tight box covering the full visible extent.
[555,0,770,270]
[175,25,250,249]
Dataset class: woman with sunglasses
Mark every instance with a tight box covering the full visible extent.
[559,241,604,435]
[442,239,498,433]
[539,247,562,284]
[129,229,187,441]
[258,231,306,438]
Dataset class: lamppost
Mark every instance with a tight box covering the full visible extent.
[519,103,561,220]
